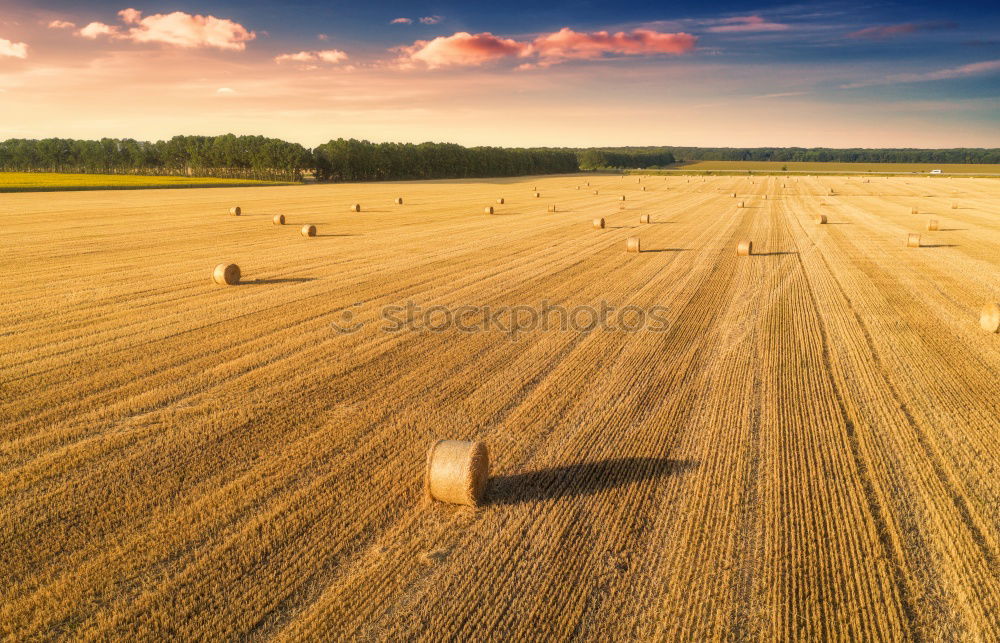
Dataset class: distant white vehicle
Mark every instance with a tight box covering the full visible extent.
[930,169,942,174]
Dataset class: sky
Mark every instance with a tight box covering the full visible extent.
[0,1,998,148]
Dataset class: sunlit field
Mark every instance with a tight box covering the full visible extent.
[2,174,999,639]
[656,160,1000,174]
[0,172,293,192]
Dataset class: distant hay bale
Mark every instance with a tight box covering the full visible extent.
[731,192,737,197]
[828,189,835,195]
[927,219,939,231]
[619,203,626,210]
[906,233,921,247]
[910,207,918,215]
[626,237,641,253]
[301,224,317,237]
[484,206,494,214]
[496,197,505,204]
[395,197,403,205]
[548,205,557,212]
[737,240,753,256]
[763,194,768,200]
[426,440,490,506]
[639,214,651,223]
[738,201,745,208]
[981,303,1000,333]
[212,263,240,286]
[350,203,361,212]
[593,218,605,229]
[229,206,241,216]
[272,214,285,225]
[641,186,647,191]
[593,190,600,195]
[534,192,541,198]
[619,195,626,201]
[817,214,828,224]
[951,202,958,209]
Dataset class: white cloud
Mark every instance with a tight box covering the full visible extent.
[274,49,349,65]
[391,18,413,25]
[216,87,235,94]
[76,8,255,51]
[48,20,77,30]
[841,59,1000,89]
[0,37,28,59]
[419,16,443,25]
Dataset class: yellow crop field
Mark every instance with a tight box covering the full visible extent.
[657,160,1000,174]
[0,171,293,192]
[2,174,999,639]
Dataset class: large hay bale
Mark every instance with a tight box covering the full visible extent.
[981,303,1000,333]
[626,237,641,253]
[213,263,240,285]
[425,440,489,506]
[927,219,939,231]
[395,197,403,205]
[350,203,361,212]
[639,214,651,224]
[738,201,745,208]
[619,195,626,201]
[906,233,920,247]
[593,190,599,195]
[910,207,918,215]
[534,192,541,198]
[762,194,768,200]
[593,218,605,229]
[737,240,753,256]
[641,186,647,191]
[496,197,505,204]
[301,224,317,237]
[548,205,557,212]
[817,214,828,224]
[731,192,737,198]
[272,214,285,225]
[484,206,494,214]
[229,206,241,216]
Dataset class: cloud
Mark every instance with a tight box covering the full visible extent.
[420,16,443,25]
[391,18,413,25]
[841,59,1000,88]
[75,8,255,51]
[216,87,235,94]
[48,20,77,30]
[752,91,808,99]
[274,49,349,65]
[846,22,958,40]
[396,27,697,69]
[318,33,329,41]
[0,37,28,59]
[707,16,789,33]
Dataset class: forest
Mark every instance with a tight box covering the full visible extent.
[2,135,997,181]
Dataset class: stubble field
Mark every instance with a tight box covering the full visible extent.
[1,173,998,640]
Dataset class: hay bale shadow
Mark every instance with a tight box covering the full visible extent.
[755,251,799,256]
[488,457,698,506]
[642,248,687,253]
[243,277,316,285]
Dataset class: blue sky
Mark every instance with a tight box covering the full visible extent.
[1,1,997,147]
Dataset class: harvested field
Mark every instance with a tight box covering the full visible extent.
[1,173,999,639]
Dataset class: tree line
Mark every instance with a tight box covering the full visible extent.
[2,135,997,181]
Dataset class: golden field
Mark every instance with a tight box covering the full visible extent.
[658,160,1000,174]
[0,171,291,192]
[1,174,999,639]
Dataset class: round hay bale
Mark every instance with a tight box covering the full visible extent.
[927,219,939,231]
[229,206,241,216]
[619,195,626,201]
[731,192,737,198]
[425,440,489,506]
[906,233,921,247]
[626,237,641,253]
[395,197,403,205]
[817,214,828,224]
[737,240,753,256]
[534,192,541,198]
[641,186,647,191]
[980,303,1000,333]
[593,190,599,195]
[619,203,626,210]
[576,186,581,190]
[593,218,605,229]
[548,205,557,212]
[272,214,285,225]
[910,207,918,215]
[350,203,361,212]
[763,194,768,200]
[213,263,240,285]
[639,214,651,224]
[951,202,958,209]
[301,224,317,237]
[484,206,494,214]
[738,201,745,208]
[496,197,505,204]
[828,189,835,195]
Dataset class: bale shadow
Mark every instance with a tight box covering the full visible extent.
[243,277,316,285]
[940,228,966,232]
[489,457,698,506]
[606,225,637,230]
[315,233,361,237]
[826,222,852,225]
[642,248,687,253]
[921,244,959,248]
[755,251,799,256]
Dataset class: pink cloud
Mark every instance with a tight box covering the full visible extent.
[391,18,413,25]
[419,16,443,25]
[0,37,28,59]
[75,8,255,51]
[707,16,789,33]
[48,20,77,30]
[396,32,530,68]
[396,27,696,69]
[275,49,349,65]
[532,28,697,63]
[846,22,957,40]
